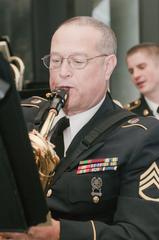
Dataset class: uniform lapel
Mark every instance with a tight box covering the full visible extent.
[52,130,104,184]
[135,95,153,117]
[141,95,153,116]
[52,94,117,184]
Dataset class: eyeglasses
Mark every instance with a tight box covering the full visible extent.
[41,53,108,70]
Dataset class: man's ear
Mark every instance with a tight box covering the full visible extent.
[104,54,117,80]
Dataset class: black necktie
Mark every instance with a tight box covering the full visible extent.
[157,106,159,113]
[50,117,70,159]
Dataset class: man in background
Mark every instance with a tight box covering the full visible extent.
[125,42,159,118]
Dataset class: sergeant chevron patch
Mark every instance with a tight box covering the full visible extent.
[139,162,159,202]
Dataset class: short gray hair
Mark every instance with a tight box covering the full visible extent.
[56,16,117,55]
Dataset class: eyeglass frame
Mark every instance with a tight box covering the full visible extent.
[41,53,109,70]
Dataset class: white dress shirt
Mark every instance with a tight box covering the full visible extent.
[145,97,159,119]
[51,96,105,156]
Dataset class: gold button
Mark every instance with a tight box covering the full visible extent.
[92,196,100,204]
[143,109,149,116]
[135,100,139,105]
[46,189,52,197]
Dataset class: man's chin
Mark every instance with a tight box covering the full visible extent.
[138,86,146,94]
[139,89,150,96]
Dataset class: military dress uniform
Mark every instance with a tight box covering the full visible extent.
[22,93,159,240]
[124,95,153,117]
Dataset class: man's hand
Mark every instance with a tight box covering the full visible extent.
[0,232,28,240]
[28,218,60,240]
[0,218,60,240]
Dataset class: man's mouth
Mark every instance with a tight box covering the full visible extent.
[55,86,71,100]
[136,80,145,88]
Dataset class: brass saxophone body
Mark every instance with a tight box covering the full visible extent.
[29,88,68,194]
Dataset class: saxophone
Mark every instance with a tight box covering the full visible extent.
[29,88,68,194]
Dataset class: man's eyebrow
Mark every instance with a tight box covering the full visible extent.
[50,51,88,56]
[128,62,147,72]
[136,62,147,67]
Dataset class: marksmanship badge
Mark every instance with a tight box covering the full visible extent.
[91,177,103,204]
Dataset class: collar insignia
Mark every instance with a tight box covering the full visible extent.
[31,99,42,104]
[122,118,147,130]
[128,118,140,124]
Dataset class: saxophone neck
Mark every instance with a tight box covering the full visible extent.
[40,109,57,138]
[40,88,68,139]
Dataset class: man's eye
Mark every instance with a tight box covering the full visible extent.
[139,66,145,70]
[139,63,146,70]
[52,58,61,63]
[73,58,85,64]
[129,70,133,74]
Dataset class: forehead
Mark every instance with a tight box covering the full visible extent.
[51,24,102,54]
[127,51,156,66]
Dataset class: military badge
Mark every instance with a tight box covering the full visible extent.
[128,118,140,124]
[122,118,147,130]
[76,158,118,174]
[139,162,159,202]
[31,98,42,104]
[123,99,141,111]
[30,96,47,104]
[91,177,103,204]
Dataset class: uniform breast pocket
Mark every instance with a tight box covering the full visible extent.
[68,170,120,205]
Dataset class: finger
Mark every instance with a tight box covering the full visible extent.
[0,232,28,240]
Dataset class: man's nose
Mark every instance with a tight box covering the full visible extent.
[132,68,140,79]
[59,59,72,78]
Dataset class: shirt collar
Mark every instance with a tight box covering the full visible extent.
[145,97,159,118]
[63,95,105,153]
[68,95,105,138]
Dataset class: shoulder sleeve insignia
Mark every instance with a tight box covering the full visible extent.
[139,162,159,202]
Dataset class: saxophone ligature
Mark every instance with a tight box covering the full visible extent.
[29,88,68,194]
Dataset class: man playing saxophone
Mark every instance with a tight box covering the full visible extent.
[2,16,159,240]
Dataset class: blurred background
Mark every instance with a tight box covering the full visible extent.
[0,0,159,104]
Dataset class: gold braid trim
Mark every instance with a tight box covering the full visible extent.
[90,220,96,240]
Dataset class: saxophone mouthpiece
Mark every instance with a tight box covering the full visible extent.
[49,88,68,114]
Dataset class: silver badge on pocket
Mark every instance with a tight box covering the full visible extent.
[91,177,103,204]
